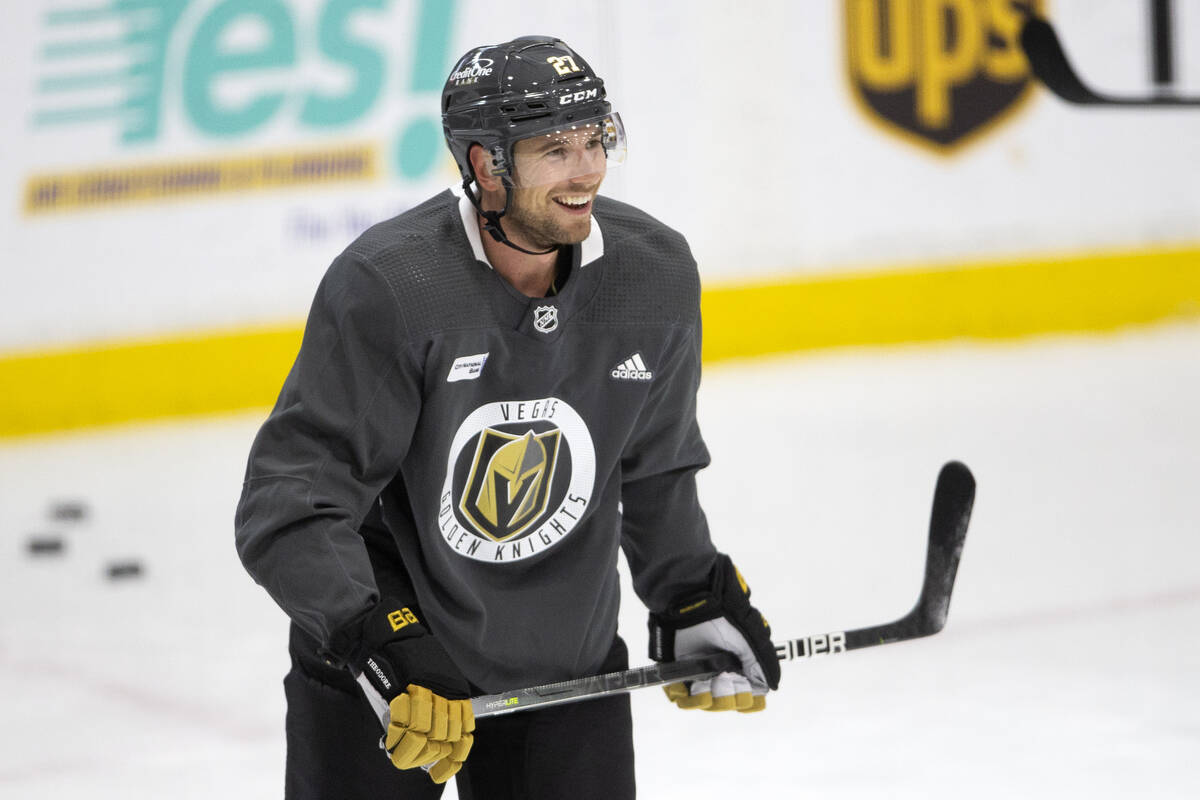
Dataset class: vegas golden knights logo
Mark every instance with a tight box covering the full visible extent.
[461,428,562,542]
[845,0,1043,152]
[440,398,596,564]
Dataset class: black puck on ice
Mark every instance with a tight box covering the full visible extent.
[105,560,144,580]
[26,535,66,556]
[50,501,89,522]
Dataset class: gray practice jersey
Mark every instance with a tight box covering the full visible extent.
[235,187,718,691]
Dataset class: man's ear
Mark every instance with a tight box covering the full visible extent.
[468,144,503,193]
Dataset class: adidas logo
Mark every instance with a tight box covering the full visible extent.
[610,352,653,382]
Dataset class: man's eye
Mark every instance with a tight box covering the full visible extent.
[546,148,567,159]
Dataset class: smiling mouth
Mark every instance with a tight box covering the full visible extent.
[553,196,592,213]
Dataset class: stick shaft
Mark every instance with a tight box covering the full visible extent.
[474,461,974,717]
[471,652,740,718]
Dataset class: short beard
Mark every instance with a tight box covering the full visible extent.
[505,196,591,250]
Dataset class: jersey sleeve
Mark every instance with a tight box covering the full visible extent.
[619,317,719,612]
[234,252,422,662]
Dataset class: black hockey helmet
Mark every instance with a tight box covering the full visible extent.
[442,35,626,187]
[441,36,626,253]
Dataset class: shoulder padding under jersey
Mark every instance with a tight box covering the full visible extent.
[343,190,499,340]
[582,196,701,329]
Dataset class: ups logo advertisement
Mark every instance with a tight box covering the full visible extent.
[845,0,1044,152]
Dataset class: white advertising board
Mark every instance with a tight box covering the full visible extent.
[4,0,1199,351]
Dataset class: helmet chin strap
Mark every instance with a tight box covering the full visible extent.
[462,177,557,257]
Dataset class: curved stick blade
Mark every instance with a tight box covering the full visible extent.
[1019,17,1107,105]
[843,461,975,649]
[1020,16,1200,106]
[915,461,975,634]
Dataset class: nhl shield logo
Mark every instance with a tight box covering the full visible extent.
[533,305,559,333]
[845,0,1042,152]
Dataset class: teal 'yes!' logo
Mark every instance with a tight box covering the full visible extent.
[33,0,456,179]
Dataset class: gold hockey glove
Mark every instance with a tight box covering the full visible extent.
[353,599,475,783]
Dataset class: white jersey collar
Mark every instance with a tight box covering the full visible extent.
[450,183,604,269]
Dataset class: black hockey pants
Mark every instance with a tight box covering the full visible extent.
[283,623,637,799]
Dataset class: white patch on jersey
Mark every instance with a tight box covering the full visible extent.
[447,352,489,383]
[439,398,596,564]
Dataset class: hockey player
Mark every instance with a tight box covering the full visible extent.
[235,36,780,799]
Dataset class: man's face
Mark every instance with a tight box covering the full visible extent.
[503,124,608,249]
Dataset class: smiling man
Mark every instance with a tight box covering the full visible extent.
[466,117,613,295]
[235,36,780,800]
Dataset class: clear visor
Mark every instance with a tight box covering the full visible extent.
[505,113,627,189]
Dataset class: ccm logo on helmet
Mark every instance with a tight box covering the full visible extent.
[559,89,600,106]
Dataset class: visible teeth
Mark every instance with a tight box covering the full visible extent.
[556,196,589,207]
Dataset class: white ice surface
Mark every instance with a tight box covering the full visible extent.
[2,322,1198,798]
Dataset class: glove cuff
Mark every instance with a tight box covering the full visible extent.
[361,599,429,649]
[353,598,471,702]
[649,555,781,691]
[318,605,373,669]
[649,590,720,661]
[318,592,427,668]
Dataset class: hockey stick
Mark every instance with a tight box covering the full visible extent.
[469,460,975,719]
[1018,14,1200,107]
[469,650,742,719]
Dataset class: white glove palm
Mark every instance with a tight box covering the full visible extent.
[665,617,768,711]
